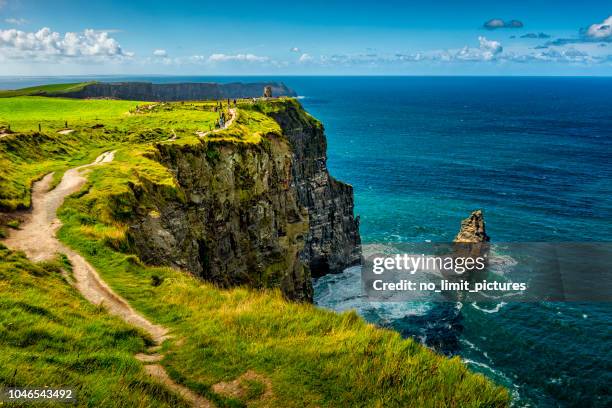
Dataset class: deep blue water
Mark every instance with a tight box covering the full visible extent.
[2,76,611,407]
[295,77,612,408]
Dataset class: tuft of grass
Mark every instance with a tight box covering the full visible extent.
[0,245,189,407]
[6,219,20,229]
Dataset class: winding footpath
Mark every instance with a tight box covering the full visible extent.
[196,108,236,138]
[3,152,212,408]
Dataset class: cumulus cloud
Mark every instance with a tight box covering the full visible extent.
[0,27,131,61]
[479,36,503,56]
[5,18,27,26]
[153,49,167,57]
[520,32,551,39]
[546,16,612,46]
[454,36,503,61]
[298,53,312,63]
[290,47,300,53]
[207,53,269,63]
[484,19,523,30]
[585,15,612,41]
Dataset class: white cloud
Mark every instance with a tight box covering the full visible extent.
[298,53,312,63]
[207,53,269,63]
[453,36,503,61]
[509,47,594,63]
[290,47,300,53]
[5,18,27,26]
[478,36,503,59]
[153,49,167,57]
[586,15,612,41]
[0,27,131,61]
[0,0,6,10]
[483,18,524,30]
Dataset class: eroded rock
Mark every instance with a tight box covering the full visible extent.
[454,210,490,243]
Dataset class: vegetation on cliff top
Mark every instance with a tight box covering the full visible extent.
[0,245,188,407]
[0,82,95,98]
[0,94,509,407]
[0,96,274,210]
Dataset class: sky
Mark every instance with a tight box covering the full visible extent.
[0,0,611,76]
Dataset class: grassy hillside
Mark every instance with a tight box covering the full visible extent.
[0,82,94,98]
[0,95,510,407]
[0,96,225,210]
[0,245,188,407]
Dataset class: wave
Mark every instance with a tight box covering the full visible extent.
[471,301,507,314]
[313,265,430,319]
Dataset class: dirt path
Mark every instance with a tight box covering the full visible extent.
[2,152,212,408]
[196,108,236,138]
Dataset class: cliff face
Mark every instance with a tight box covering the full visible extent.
[268,105,361,277]
[127,101,361,301]
[62,82,296,101]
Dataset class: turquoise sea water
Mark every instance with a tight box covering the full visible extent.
[2,76,610,407]
[295,77,611,407]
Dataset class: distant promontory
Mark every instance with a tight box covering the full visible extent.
[19,81,297,101]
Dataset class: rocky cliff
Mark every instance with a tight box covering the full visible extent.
[268,104,361,277]
[127,100,361,301]
[61,82,296,101]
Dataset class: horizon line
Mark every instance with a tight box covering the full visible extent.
[1,74,612,79]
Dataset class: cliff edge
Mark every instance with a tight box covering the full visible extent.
[127,99,361,300]
[61,81,296,101]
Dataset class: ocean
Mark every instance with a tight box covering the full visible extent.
[2,75,611,407]
[296,77,612,407]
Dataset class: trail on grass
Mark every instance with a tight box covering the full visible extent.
[3,152,212,408]
[196,107,236,138]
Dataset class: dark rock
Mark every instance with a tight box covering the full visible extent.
[268,103,361,278]
[59,82,296,101]
[127,100,361,301]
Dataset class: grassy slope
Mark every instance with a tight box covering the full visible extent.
[0,82,94,98]
[0,96,509,407]
[0,97,221,210]
[0,245,188,408]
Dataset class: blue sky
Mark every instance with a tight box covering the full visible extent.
[0,0,610,75]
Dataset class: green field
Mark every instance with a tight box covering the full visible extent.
[0,82,94,98]
[0,96,231,210]
[0,95,510,407]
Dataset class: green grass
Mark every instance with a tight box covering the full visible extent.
[0,82,94,98]
[53,137,509,406]
[0,94,510,407]
[57,182,509,406]
[0,245,189,407]
[0,97,222,210]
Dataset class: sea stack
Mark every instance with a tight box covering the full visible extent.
[454,210,490,243]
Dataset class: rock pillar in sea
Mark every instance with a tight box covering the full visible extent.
[454,209,490,243]
[451,210,490,277]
